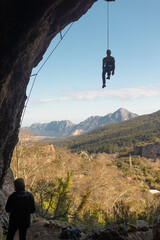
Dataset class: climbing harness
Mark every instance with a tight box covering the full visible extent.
[20,23,74,128]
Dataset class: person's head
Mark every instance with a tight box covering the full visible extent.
[14,178,25,192]
[106,49,111,56]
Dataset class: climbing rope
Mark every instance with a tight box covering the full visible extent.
[20,22,74,128]
[107,1,110,50]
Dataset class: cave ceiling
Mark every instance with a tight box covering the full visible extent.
[0,0,115,187]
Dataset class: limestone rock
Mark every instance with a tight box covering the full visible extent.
[26,218,86,240]
[153,216,160,240]
[84,225,129,240]
[136,220,149,231]
[84,224,152,240]
[0,221,2,240]
[128,230,152,240]
[0,168,14,230]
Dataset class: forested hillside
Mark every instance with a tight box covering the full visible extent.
[11,138,160,230]
[54,110,160,153]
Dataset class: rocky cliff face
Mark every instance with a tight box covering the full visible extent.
[0,168,14,239]
[28,120,76,138]
[0,0,114,187]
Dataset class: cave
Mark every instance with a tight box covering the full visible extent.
[0,0,116,187]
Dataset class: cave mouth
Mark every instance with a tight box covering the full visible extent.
[0,0,106,187]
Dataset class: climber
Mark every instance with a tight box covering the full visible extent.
[102,49,115,88]
[5,178,35,240]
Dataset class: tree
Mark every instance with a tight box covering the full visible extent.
[11,132,55,188]
[32,172,73,221]
[53,172,72,221]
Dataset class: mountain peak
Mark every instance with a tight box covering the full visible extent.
[116,107,129,112]
[111,108,138,122]
[25,108,138,138]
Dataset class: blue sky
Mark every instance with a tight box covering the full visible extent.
[23,0,160,126]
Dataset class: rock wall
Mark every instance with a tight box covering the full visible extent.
[0,0,115,187]
[0,168,14,239]
[84,224,152,240]
[153,216,160,240]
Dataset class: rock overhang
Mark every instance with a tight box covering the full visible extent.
[0,1,118,187]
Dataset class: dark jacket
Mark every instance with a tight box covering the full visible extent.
[5,190,35,228]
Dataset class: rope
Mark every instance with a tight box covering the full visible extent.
[20,73,37,128]
[20,22,74,128]
[60,31,63,40]
[107,2,110,50]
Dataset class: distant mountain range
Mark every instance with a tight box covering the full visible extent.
[55,110,160,154]
[26,108,138,138]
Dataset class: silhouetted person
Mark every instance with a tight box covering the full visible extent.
[5,178,35,240]
[102,49,115,88]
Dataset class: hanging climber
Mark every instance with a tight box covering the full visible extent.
[102,49,115,88]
